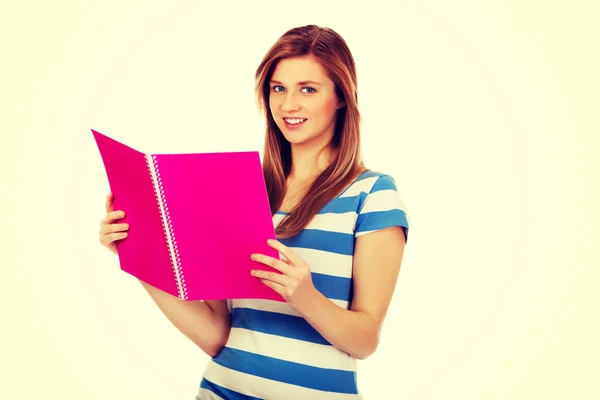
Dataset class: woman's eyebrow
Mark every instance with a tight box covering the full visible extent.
[270,79,322,86]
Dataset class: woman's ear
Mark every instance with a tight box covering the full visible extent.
[337,99,346,109]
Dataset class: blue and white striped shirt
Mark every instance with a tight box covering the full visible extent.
[197,170,410,399]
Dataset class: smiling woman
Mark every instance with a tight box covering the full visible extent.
[268,58,344,148]
[98,24,410,400]
[198,25,411,399]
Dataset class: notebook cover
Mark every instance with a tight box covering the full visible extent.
[92,129,283,302]
[152,151,282,301]
[92,130,180,297]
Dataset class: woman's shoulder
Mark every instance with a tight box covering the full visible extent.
[352,169,410,240]
[350,169,400,195]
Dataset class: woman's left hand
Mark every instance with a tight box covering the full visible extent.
[250,239,318,313]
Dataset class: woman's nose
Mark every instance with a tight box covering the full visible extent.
[281,92,300,111]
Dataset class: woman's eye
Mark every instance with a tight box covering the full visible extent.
[271,85,316,93]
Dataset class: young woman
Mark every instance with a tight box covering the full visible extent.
[99,25,409,399]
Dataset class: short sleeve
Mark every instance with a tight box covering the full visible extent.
[354,174,410,243]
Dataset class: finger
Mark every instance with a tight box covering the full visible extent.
[107,232,128,241]
[100,222,129,234]
[99,223,129,242]
[267,240,301,266]
[278,252,291,265]
[101,210,126,225]
[251,269,291,287]
[259,279,286,297]
[105,193,114,213]
[251,253,291,274]
[100,231,128,246]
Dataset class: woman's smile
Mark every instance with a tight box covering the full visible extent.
[283,117,307,130]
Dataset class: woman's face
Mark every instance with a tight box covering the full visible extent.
[268,55,345,147]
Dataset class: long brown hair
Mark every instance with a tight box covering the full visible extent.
[255,25,365,239]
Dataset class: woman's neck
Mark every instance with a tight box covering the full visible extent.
[288,143,335,183]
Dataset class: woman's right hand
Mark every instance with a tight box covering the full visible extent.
[99,192,230,356]
[99,192,129,255]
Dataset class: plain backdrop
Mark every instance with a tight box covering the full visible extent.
[2,1,598,399]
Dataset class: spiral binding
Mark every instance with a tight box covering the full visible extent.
[145,154,188,300]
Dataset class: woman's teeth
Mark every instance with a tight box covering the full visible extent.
[284,118,306,124]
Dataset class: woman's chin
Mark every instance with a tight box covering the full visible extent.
[278,128,305,143]
[282,134,313,146]
[283,134,302,144]
[280,130,332,148]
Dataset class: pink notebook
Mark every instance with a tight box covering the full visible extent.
[92,129,283,302]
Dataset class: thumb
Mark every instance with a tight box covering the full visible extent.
[105,192,114,213]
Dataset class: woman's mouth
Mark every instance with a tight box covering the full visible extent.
[283,118,307,130]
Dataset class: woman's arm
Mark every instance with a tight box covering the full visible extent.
[252,174,408,360]
[98,196,231,357]
[139,281,231,358]
[299,226,405,359]
[252,226,406,360]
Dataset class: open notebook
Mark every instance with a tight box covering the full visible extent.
[92,129,283,302]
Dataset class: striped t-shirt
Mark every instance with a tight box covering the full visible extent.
[196,170,410,399]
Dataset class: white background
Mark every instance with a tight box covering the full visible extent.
[2,1,598,399]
